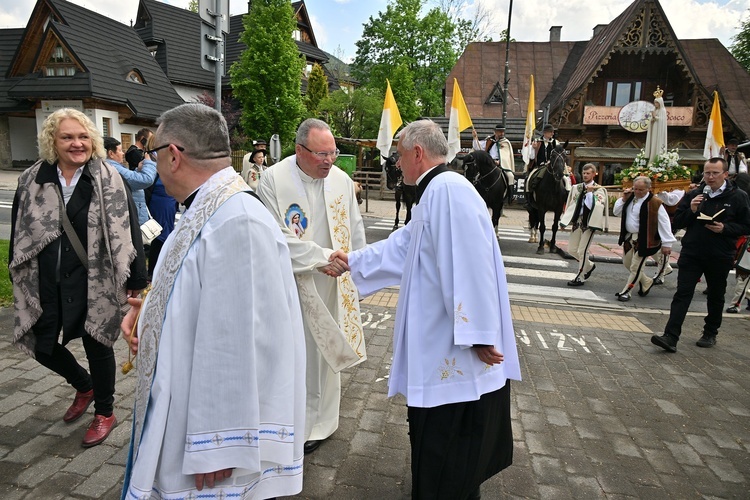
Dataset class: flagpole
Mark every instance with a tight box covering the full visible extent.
[501,0,513,129]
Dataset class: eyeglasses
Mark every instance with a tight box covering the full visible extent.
[298,143,339,160]
[147,144,184,155]
[703,171,724,177]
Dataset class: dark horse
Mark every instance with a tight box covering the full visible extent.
[463,150,513,235]
[527,145,568,255]
[384,154,417,230]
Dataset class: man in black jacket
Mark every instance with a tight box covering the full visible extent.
[652,157,750,352]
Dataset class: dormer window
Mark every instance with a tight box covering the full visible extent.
[42,44,76,77]
[127,70,145,84]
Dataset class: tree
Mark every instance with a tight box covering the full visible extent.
[319,87,382,139]
[352,0,473,117]
[193,91,247,149]
[231,0,305,146]
[731,13,750,72]
[305,63,329,117]
[187,0,198,13]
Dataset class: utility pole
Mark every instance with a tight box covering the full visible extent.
[501,0,513,129]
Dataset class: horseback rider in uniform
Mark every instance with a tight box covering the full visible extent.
[525,124,558,207]
[472,124,515,201]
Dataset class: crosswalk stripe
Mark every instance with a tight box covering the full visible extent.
[507,282,606,302]
[504,267,575,280]
[503,255,570,268]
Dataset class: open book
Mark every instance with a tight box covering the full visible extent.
[697,208,725,223]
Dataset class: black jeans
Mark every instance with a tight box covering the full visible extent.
[664,252,733,339]
[35,335,115,417]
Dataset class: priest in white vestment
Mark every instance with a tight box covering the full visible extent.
[256,118,366,455]
[120,104,306,500]
[331,120,521,499]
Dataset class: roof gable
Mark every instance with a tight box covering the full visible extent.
[551,0,701,121]
[3,0,184,119]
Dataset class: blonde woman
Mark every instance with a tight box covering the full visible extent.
[9,109,147,447]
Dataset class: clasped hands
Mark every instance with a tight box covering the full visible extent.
[319,249,350,278]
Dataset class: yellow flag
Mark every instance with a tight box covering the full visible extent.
[447,78,473,161]
[704,90,724,158]
[377,80,402,163]
[522,75,536,166]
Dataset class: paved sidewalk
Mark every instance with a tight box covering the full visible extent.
[1,292,748,499]
[3,169,747,498]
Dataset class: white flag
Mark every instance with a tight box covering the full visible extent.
[703,91,724,159]
[376,80,402,164]
[447,78,473,162]
[522,75,536,166]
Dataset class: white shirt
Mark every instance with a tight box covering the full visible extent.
[613,195,676,248]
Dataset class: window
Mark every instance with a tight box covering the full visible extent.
[126,70,144,84]
[293,29,301,41]
[102,118,112,137]
[42,43,76,77]
[605,81,642,106]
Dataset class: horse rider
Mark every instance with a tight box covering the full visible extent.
[525,125,566,207]
[560,163,609,286]
[722,137,748,179]
[472,125,515,199]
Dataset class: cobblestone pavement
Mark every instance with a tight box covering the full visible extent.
[1,170,747,498]
[0,289,748,499]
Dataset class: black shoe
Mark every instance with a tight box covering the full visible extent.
[617,292,631,302]
[651,334,677,353]
[726,305,740,314]
[567,278,584,287]
[638,281,654,297]
[696,334,716,348]
[746,299,750,311]
[584,264,596,280]
[653,276,665,285]
[304,440,321,454]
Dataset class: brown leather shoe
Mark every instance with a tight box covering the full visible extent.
[63,389,94,423]
[82,414,117,448]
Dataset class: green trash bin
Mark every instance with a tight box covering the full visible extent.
[335,154,356,177]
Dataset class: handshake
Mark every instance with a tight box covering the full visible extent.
[318,250,350,278]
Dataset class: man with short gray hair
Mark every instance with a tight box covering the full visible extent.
[613,176,675,302]
[120,103,306,498]
[257,118,366,455]
[331,119,521,499]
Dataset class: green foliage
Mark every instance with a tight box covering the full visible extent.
[319,87,382,139]
[230,0,306,147]
[187,0,198,13]
[352,0,471,117]
[0,240,12,307]
[731,12,750,73]
[305,63,329,117]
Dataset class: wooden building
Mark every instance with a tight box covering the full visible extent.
[445,0,750,172]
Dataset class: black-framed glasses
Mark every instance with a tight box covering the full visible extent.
[298,143,339,160]
[147,144,185,155]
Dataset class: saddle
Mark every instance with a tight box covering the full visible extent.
[525,166,546,207]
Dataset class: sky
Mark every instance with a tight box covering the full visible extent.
[1,0,750,62]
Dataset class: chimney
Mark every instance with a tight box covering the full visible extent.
[592,24,607,38]
[549,26,562,42]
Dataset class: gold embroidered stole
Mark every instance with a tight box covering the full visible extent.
[276,160,365,373]
[131,168,247,457]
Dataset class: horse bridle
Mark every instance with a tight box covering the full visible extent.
[547,149,566,180]
[467,156,505,192]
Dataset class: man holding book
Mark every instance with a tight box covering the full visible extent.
[651,157,750,352]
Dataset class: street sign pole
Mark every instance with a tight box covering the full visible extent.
[199,0,229,112]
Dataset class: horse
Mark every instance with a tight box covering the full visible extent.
[384,154,417,230]
[463,150,513,235]
[526,145,568,255]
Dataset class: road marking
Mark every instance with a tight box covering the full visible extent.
[503,255,570,268]
[506,282,606,302]
[504,267,575,280]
